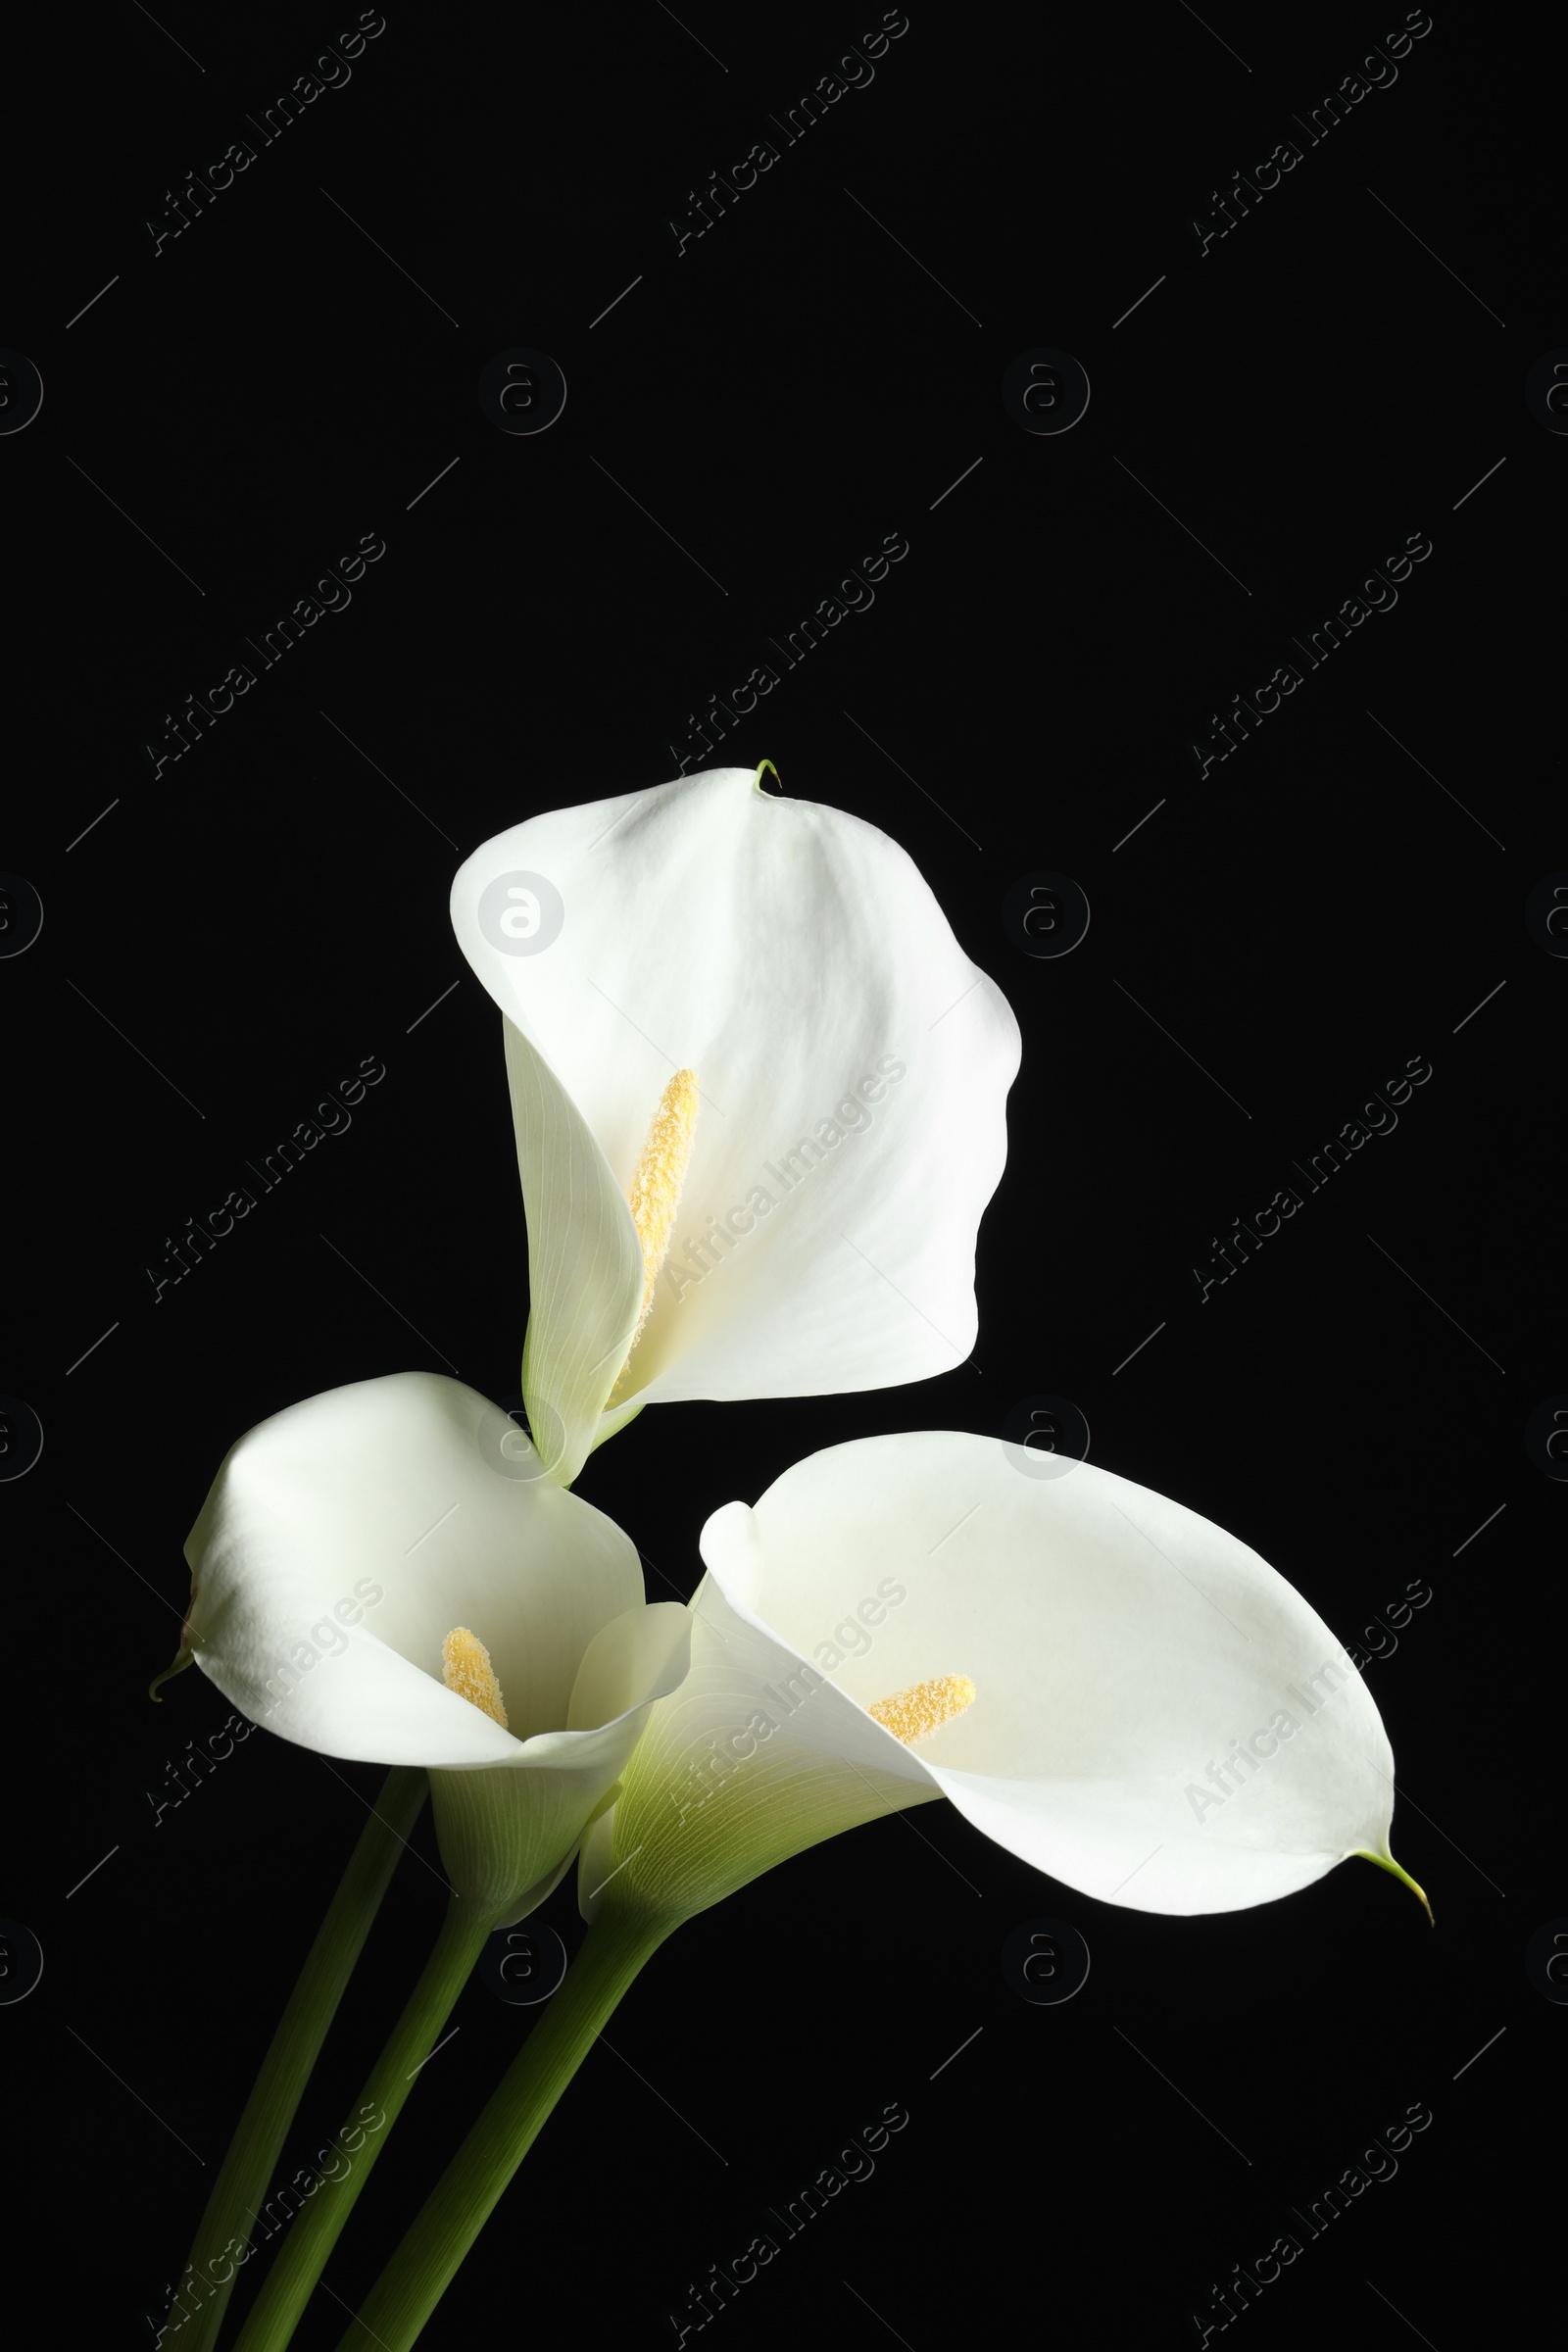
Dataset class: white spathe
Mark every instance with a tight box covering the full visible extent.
[449,766,1020,1486]
[178,1371,690,1921]
[579,1432,1416,1926]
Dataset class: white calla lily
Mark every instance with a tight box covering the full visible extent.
[579,1432,1428,1927]
[172,1370,690,1923]
[449,765,1021,1486]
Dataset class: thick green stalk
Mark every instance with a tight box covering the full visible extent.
[162,1765,427,2352]
[337,1908,673,2351]
[230,1892,498,2352]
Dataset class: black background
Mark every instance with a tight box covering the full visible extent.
[5,2,1556,2344]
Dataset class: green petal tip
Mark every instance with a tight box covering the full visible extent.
[1354,1848,1434,1926]
[754,760,781,795]
[148,1646,193,1702]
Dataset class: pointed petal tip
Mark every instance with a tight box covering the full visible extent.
[148,1645,194,1703]
[1355,1847,1434,1926]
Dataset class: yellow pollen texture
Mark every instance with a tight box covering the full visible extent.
[441,1627,509,1729]
[868,1673,975,1744]
[621,1067,699,1362]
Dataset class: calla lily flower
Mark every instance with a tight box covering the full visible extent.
[449,765,1021,1487]
[171,1372,690,1923]
[579,1432,1428,1929]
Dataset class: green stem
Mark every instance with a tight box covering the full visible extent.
[336,1908,673,2352]
[229,1892,497,2352]
[165,1764,428,2352]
